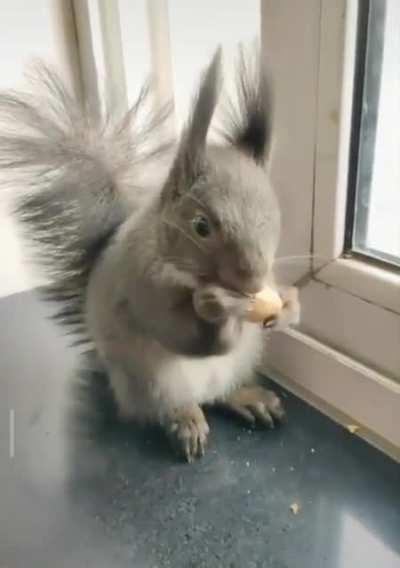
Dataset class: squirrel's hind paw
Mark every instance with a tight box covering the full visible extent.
[165,404,210,463]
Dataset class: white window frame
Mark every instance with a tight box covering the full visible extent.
[261,0,400,459]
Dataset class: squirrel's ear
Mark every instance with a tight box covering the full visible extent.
[162,47,222,201]
[184,46,222,159]
[219,46,272,165]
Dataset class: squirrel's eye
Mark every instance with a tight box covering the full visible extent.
[192,214,211,238]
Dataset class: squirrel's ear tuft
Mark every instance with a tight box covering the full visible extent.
[184,46,222,156]
[219,46,272,165]
[162,47,222,201]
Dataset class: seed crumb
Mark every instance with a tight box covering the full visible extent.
[346,424,360,434]
[290,502,301,515]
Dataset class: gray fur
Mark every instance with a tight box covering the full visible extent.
[219,46,272,163]
[0,50,299,458]
[163,47,222,200]
[0,62,171,344]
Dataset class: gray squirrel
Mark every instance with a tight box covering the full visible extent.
[0,47,299,462]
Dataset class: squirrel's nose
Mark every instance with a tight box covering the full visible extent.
[236,268,264,294]
[240,279,264,295]
[218,266,264,295]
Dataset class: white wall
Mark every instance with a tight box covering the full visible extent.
[0,0,61,297]
[168,0,259,132]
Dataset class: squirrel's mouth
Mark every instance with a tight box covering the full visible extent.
[193,263,267,297]
[201,276,262,299]
[217,272,265,297]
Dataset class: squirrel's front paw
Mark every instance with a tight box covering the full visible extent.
[264,286,300,331]
[165,405,209,463]
[193,285,250,323]
[275,286,301,330]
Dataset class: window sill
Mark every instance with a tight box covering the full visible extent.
[315,257,400,314]
[263,327,400,462]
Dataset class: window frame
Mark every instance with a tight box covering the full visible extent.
[311,0,400,312]
[261,0,400,458]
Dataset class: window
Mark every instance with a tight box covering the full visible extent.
[348,0,400,265]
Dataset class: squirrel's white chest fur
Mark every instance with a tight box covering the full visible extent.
[149,322,263,409]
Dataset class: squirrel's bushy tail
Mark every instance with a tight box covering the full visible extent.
[0,62,170,345]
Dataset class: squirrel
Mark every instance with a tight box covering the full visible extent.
[0,47,300,462]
